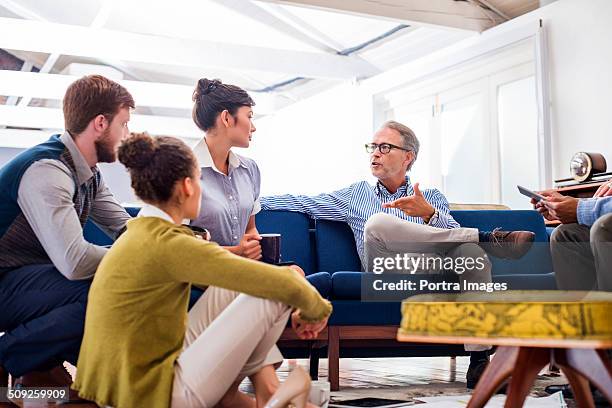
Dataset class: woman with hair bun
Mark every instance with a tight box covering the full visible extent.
[189,78,307,392]
[190,78,270,261]
[73,132,330,408]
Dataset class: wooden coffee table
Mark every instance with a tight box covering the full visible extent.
[397,291,612,408]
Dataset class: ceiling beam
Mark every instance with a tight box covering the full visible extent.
[255,0,496,32]
[0,70,283,115]
[0,70,193,109]
[257,1,346,51]
[208,0,338,53]
[0,105,198,139]
[0,17,377,80]
[17,0,116,107]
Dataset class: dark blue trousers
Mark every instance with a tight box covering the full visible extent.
[0,264,91,377]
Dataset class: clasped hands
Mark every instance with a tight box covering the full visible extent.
[382,182,436,223]
[291,310,329,340]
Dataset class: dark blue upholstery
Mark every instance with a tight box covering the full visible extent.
[328,300,402,325]
[256,210,316,274]
[315,220,361,273]
[306,271,332,298]
[451,210,553,276]
[330,272,361,300]
[83,206,140,245]
[450,210,549,242]
[493,273,556,289]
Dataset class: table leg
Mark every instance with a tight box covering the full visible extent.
[467,346,519,408]
[558,365,594,408]
[503,348,550,408]
[554,348,612,406]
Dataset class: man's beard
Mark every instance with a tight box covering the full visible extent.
[95,128,117,163]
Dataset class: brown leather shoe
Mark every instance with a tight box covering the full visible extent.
[12,365,88,403]
[481,229,535,260]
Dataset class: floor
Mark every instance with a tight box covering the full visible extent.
[1,356,570,407]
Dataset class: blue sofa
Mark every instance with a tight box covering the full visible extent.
[84,208,555,390]
[255,209,556,390]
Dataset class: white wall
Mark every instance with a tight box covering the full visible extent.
[3,0,609,198]
[540,0,612,180]
[243,82,375,196]
[250,0,612,195]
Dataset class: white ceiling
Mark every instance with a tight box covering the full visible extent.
[0,0,542,114]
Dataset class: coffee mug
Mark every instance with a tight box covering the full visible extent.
[260,233,281,264]
[185,225,210,241]
[309,380,330,408]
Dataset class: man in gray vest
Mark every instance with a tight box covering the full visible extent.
[0,75,134,397]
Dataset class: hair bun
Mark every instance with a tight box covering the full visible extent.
[193,78,222,101]
[118,132,156,170]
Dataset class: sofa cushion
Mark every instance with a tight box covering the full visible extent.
[315,210,553,276]
[256,210,315,274]
[331,270,557,302]
[329,300,402,326]
[331,271,361,300]
[305,271,332,298]
[450,210,553,275]
[83,206,141,245]
[315,220,361,273]
[332,271,467,301]
[450,210,548,242]
[493,273,557,290]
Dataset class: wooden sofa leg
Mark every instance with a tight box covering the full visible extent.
[328,326,340,391]
[309,346,320,380]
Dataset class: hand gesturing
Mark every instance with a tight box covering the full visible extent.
[382,182,435,222]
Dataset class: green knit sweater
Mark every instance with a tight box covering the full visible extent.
[73,217,332,408]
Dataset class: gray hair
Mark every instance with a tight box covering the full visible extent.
[381,120,419,170]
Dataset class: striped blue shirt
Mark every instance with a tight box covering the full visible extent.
[260,176,459,264]
[577,196,612,226]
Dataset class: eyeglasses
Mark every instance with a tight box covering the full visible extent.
[365,143,411,154]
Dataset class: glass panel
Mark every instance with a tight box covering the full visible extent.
[440,93,489,203]
[390,104,434,188]
[498,76,539,209]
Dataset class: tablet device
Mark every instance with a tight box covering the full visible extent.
[517,185,545,202]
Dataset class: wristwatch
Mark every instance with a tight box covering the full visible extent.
[426,209,439,225]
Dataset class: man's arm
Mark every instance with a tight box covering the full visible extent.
[17,160,108,280]
[382,185,460,229]
[426,188,461,229]
[577,196,612,226]
[260,186,353,222]
[89,175,132,239]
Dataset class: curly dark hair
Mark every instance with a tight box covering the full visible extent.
[118,132,198,203]
[192,78,255,132]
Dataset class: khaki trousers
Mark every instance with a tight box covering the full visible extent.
[364,213,491,352]
[171,287,291,407]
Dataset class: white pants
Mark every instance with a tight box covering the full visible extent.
[171,287,291,407]
[364,213,491,352]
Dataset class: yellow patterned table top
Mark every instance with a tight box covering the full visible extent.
[398,291,612,347]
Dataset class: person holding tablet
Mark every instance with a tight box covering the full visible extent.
[73,132,331,408]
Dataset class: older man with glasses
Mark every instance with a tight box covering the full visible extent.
[261,120,535,388]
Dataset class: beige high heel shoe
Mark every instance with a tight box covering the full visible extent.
[264,366,316,408]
